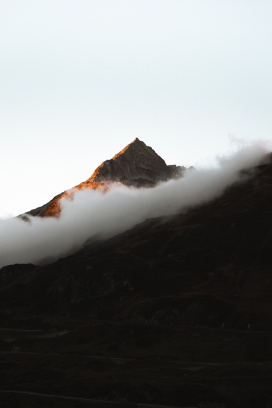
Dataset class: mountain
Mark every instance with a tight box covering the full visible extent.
[26,138,186,218]
[1,148,272,407]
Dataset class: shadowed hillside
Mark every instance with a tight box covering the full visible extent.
[1,155,272,407]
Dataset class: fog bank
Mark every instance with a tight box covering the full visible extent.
[0,142,269,268]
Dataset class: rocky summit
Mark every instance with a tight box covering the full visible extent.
[26,138,186,218]
[89,137,185,187]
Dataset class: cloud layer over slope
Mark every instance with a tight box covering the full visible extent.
[0,142,269,268]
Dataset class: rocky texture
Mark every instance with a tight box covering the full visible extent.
[1,157,272,407]
[0,264,36,288]
[25,138,186,218]
[88,137,185,187]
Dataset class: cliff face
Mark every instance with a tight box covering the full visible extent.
[26,138,186,217]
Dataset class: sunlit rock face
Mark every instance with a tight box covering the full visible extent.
[89,138,185,187]
[25,138,186,217]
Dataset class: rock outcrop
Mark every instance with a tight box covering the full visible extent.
[25,138,186,217]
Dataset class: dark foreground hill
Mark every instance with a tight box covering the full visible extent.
[1,157,272,407]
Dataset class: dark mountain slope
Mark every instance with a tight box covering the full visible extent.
[1,159,272,407]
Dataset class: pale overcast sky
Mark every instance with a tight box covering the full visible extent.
[1,0,272,217]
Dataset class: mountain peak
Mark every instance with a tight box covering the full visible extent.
[89,138,184,187]
[26,139,186,217]
[112,137,143,160]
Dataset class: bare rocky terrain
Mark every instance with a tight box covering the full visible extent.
[2,143,272,407]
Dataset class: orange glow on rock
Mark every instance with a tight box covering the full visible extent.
[43,181,110,217]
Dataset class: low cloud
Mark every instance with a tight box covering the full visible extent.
[0,141,269,269]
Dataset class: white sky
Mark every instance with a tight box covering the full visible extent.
[1,0,272,217]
